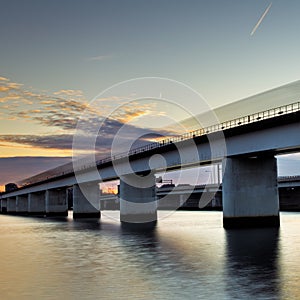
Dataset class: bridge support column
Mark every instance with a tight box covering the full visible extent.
[16,195,28,215]
[1,199,7,213]
[7,197,17,214]
[73,183,100,218]
[28,192,46,216]
[46,189,68,217]
[223,156,280,229]
[119,173,157,230]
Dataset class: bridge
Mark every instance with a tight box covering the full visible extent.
[63,176,300,211]
[155,176,300,210]
[1,101,300,229]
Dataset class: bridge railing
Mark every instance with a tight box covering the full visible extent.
[95,101,300,166]
[17,101,300,188]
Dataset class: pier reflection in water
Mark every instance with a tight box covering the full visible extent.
[225,228,280,299]
[0,211,300,299]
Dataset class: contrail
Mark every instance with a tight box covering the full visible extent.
[250,2,272,36]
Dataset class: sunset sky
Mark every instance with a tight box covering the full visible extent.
[1,0,300,191]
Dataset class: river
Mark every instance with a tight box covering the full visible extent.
[0,211,299,299]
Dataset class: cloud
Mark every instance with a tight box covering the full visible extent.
[0,85,20,92]
[0,76,188,188]
[53,89,84,97]
[0,96,14,103]
[21,99,34,105]
[0,134,77,150]
[40,100,56,105]
[0,78,23,93]
[86,55,113,61]
[0,76,9,82]
[0,114,174,155]
[0,81,94,131]
[0,76,180,158]
[0,76,177,136]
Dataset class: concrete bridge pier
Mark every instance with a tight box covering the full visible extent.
[73,183,100,218]
[28,192,46,216]
[7,197,17,214]
[223,156,280,229]
[1,199,7,213]
[119,173,157,230]
[16,195,28,215]
[46,189,68,217]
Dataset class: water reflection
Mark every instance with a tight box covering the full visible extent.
[120,228,159,249]
[3,212,300,299]
[116,212,227,299]
[225,228,280,299]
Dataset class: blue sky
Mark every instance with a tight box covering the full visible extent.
[1,0,300,189]
[2,0,300,103]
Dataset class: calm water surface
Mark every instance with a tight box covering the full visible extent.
[0,211,300,300]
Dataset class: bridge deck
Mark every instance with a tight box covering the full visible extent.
[2,101,300,194]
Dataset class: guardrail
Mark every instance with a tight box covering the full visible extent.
[18,101,300,188]
[278,175,300,182]
[95,101,300,165]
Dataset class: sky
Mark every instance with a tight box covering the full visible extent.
[1,0,300,191]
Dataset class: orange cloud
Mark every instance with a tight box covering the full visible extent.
[0,81,23,92]
[53,89,84,97]
[0,140,73,157]
[0,86,11,92]
[0,76,178,158]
